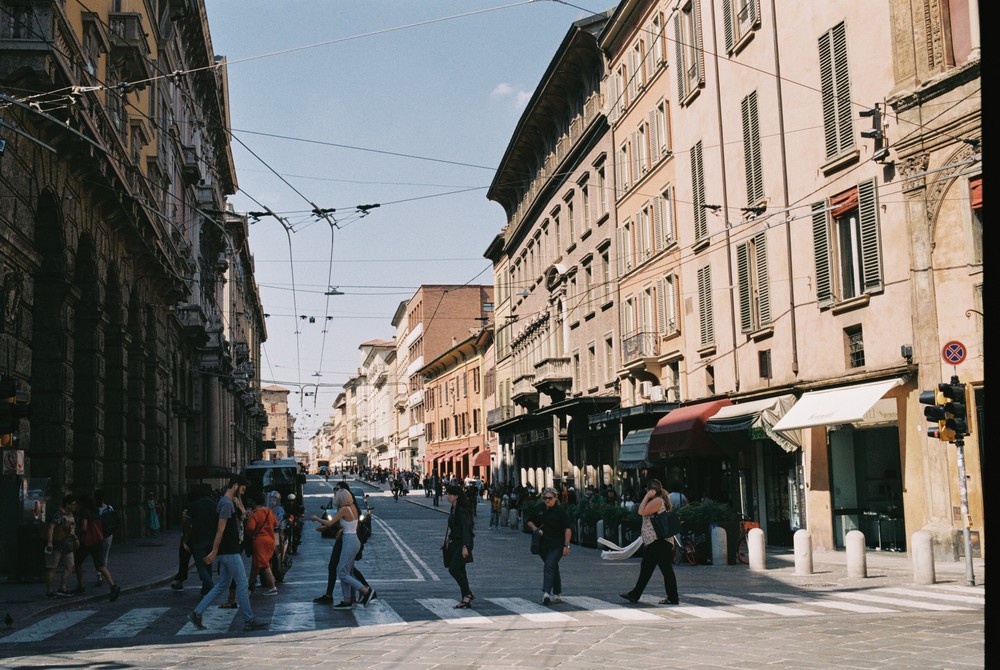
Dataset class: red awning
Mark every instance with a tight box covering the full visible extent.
[649,399,732,458]
[472,449,491,468]
[970,177,982,209]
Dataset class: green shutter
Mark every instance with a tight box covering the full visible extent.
[812,201,834,307]
[755,232,771,325]
[692,141,706,240]
[737,242,752,333]
[674,15,685,99]
[832,23,854,156]
[858,177,882,292]
[698,265,714,345]
[723,0,734,52]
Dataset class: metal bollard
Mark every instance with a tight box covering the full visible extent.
[748,527,766,571]
[793,528,813,575]
[846,529,868,578]
[911,530,936,585]
[711,525,728,566]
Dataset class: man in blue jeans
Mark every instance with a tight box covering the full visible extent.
[188,475,268,631]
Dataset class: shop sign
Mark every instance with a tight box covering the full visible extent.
[855,398,898,427]
[2,448,24,475]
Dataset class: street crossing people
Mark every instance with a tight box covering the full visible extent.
[618,479,680,606]
[44,494,79,599]
[311,482,370,605]
[324,488,375,609]
[73,494,121,602]
[445,484,476,609]
[245,492,279,596]
[526,487,572,605]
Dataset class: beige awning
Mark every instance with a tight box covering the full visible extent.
[772,379,903,432]
[705,393,800,452]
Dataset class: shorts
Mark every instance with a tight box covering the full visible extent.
[45,548,75,571]
[75,543,106,569]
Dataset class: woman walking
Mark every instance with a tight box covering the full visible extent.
[324,488,374,609]
[311,483,370,605]
[145,492,162,536]
[245,493,279,596]
[444,484,475,608]
[526,487,572,605]
[619,479,679,605]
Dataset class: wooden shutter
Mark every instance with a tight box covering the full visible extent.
[644,27,656,80]
[662,100,672,153]
[656,278,668,334]
[819,22,854,159]
[692,141,706,240]
[697,265,714,345]
[742,91,763,203]
[674,15,685,99]
[723,0,734,52]
[755,232,771,325]
[857,177,882,293]
[652,192,663,251]
[811,201,834,307]
[648,109,659,163]
[607,71,619,124]
[630,132,640,187]
[736,242,753,332]
[693,0,705,88]
[617,226,626,277]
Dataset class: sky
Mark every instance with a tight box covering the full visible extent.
[201,1,611,444]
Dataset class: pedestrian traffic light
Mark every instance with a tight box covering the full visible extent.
[919,386,954,442]
[939,379,969,438]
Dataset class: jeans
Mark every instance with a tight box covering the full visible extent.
[193,553,254,622]
[190,546,215,592]
[447,541,472,598]
[540,546,564,596]
[325,536,368,597]
[627,539,678,602]
[337,533,365,601]
[489,510,500,528]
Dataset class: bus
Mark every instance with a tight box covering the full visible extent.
[315,459,330,476]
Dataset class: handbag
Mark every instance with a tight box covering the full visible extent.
[530,528,542,555]
[651,508,680,540]
[441,523,451,568]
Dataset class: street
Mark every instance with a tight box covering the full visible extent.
[0,477,984,668]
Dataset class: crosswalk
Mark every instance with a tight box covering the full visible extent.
[0,584,982,644]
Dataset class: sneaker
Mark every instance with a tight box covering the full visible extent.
[312,595,334,604]
[619,592,639,604]
[552,594,562,603]
[56,589,73,598]
[360,588,376,607]
[542,592,551,605]
[170,581,184,591]
[332,601,354,610]
[244,618,269,631]
[263,587,278,596]
[188,612,206,630]
[95,576,105,587]
[109,585,121,602]
[658,598,680,605]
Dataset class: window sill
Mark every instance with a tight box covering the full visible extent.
[600,299,614,312]
[595,212,610,228]
[821,148,860,176]
[748,325,774,342]
[584,310,596,321]
[692,237,710,254]
[566,242,577,255]
[730,28,756,56]
[697,344,716,358]
[581,227,593,242]
[831,294,870,314]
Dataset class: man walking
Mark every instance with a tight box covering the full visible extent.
[187,475,267,631]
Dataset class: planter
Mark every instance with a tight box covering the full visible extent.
[579,520,598,548]
[602,522,620,544]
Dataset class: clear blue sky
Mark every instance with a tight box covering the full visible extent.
[202,1,609,442]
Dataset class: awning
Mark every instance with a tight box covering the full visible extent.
[705,393,800,452]
[618,428,654,468]
[772,379,903,432]
[649,399,732,458]
[472,449,491,468]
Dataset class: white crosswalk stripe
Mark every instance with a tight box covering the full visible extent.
[637,595,743,618]
[177,607,239,635]
[561,596,662,621]
[417,598,493,624]
[929,584,984,596]
[688,593,817,617]
[88,607,170,639]
[0,610,96,643]
[269,602,315,633]
[352,599,407,627]
[873,587,984,605]
[829,591,973,611]
[488,597,575,622]
[751,592,896,614]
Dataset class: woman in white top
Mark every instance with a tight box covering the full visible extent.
[327,488,375,609]
[619,479,679,605]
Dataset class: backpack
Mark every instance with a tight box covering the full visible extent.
[100,506,121,537]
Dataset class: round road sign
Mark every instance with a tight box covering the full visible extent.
[942,341,966,365]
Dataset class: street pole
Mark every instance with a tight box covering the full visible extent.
[953,435,976,586]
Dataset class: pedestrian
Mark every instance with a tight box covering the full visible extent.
[311,482,370,606]
[145,491,162,536]
[489,487,502,530]
[73,494,121,601]
[187,475,268,631]
[245,492,279,595]
[173,484,216,595]
[44,494,79,598]
[444,484,475,608]
[267,491,287,567]
[619,479,680,606]
[667,480,688,563]
[170,497,194,591]
[432,472,441,507]
[320,488,375,610]
[94,490,117,587]
[526,487,572,605]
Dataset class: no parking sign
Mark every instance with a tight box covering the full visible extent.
[942,341,966,365]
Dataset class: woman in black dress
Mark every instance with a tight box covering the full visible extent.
[445,484,475,608]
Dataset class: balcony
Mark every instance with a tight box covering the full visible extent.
[533,356,572,400]
[407,423,424,439]
[622,331,659,365]
[512,374,539,408]
[181,143,202,185]
[487,405,516,428]
[108,13,151,82]
[0,1,59,86]
[408,389,424,408]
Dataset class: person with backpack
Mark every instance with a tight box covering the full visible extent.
[73,494,121,601]
[171,484,216,595]
[94,489,118,586]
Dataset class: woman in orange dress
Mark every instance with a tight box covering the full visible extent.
[245,492,279,596]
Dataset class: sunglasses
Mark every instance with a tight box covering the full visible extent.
[543,496,556,501]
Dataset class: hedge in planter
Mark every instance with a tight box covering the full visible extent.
[676,500,740,564]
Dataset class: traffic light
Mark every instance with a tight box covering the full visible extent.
[919,388,954,442]
[939,379,969,438]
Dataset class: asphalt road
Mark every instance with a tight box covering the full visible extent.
[0,476,984,668]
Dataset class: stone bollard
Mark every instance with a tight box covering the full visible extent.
[911,530,936,585]
[748,527,766,571]
[846,529,868,578]
[508,509,519,531]
[793,528,813,575]
[712,525,728,566]
[596,519,605,544]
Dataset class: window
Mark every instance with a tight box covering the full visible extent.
[655,185,676,249]
[641,286,655,334]
[741,90,764,204]
[649,11,667,68]
[723,0,760,52]
[845,326,865,368]
[657,272,679,335]
[596,160,608,217]
[552,206,561,251]
[637,122,649,175]
[691,141,707,241]
[473,409,480,433]
[758,349,772,379]
[697,264,714,346]
[811,178,882,306]
[818,21,855,161]
[565,192,575,245]
[653,99,671,161]
[970,177,982,264]
[588,343,597,389]
[605,336,615,383]
[622,295,637,338]
[579,175,591,234]
[426,423,433,442]
[573,350,582,391]
[736,232,771,332]
[674,0,704,103]
[617,141,630,196]
[638,202,653,261]
[706,364,715,395]
[582,258,594,314]
[630,40,645,98]
[618,218,634,275]
[600,246,612,303]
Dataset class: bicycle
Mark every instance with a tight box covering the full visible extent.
[674,521,702,566]
[736,515,761,565]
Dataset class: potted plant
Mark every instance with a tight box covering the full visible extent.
[676,500,740,564]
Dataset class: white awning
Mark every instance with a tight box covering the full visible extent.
[772,379,903,432]
[705,394,800,452]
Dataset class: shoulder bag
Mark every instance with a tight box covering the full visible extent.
[651,507,680,540]
[530,528,542,555]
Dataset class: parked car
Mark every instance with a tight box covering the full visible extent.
[319,487,373,540]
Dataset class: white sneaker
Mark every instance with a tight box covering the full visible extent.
[542,592,551,605]
[552,594,562,603]
[263,587,278,596]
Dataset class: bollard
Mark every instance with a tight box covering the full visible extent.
[846,529,868,578]
[748,527,766,571]
[711,525,728,566]
[793,528,813,575]
[911,530,936,585]
[508,509,519,531]
[596,519,605,544]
